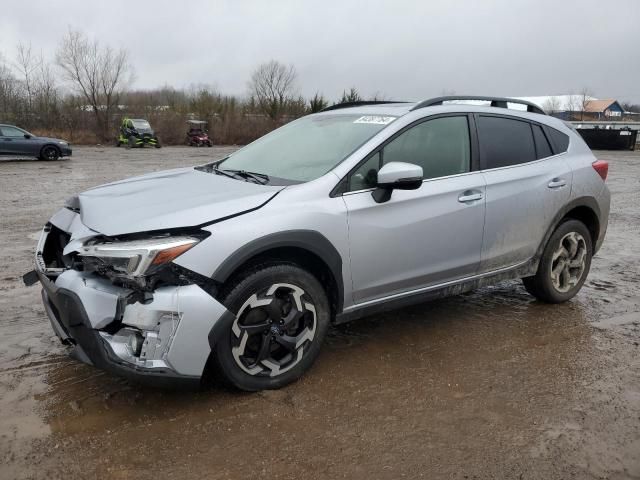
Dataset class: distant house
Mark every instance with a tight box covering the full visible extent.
[581,99,624,119]
[515,95,626,120]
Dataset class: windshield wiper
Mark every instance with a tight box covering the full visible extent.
[210,165,238,180]
[221,169,270,185]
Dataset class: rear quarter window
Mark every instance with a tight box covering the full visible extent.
[545,127,570,154]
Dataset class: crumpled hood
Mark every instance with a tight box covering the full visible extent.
[78,167,283,236]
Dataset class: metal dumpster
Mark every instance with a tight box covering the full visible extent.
[577,127,637,151]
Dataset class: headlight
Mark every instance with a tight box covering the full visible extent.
[58,141,68,145]
[78,236,199,277]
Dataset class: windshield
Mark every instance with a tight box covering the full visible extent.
[132,120,151,129]
[218,114,395,182]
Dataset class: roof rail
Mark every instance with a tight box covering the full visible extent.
[410,96,546,115]
[321,100,408,112]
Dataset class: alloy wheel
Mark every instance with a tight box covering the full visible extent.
[550,231,588,293]
[231,283,317,377]
[42,146,59,161]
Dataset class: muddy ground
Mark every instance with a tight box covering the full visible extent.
[0,146,638,479]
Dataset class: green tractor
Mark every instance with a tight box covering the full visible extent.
[116,117,161,148]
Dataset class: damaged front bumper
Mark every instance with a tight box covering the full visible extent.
[31,210,233,388]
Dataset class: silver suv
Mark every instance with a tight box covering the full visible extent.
[25,96,610,390]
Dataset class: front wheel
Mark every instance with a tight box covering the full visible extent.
[212,264,330,391]
[523,219,592,303]
[40,145,60,161]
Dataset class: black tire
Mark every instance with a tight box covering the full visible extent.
[154,138,162,148]
[127,135,137,148]
[40,145,60,161]
[116,139,121,147]
[523,219,593,303]
[212,263,330,391]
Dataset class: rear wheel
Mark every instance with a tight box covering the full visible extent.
[212,264,330,391]
[523,219,592,303]
[40,145,60,161]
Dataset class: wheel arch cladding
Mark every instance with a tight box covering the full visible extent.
[539,197,601,257]
[211,230,344,317]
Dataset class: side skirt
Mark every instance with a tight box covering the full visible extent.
[334,260,537,325]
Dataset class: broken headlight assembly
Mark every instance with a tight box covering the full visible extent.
[77,235,201,280]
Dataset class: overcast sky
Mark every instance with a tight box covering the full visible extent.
[2,0,639,103]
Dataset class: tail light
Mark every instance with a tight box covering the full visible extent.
[592,160,608,181]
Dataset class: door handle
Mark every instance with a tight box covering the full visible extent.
[458,191,483,203]
[548,178,567,189]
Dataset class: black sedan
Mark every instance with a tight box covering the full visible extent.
[0,124,72,160]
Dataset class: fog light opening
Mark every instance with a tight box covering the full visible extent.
[127,331,144,357]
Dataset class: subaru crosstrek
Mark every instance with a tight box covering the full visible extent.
[24,96,610,391]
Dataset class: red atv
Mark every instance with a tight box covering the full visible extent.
[186,120,213,147]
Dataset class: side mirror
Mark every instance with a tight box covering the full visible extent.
[24,133,32,139]
[372,162,423,203]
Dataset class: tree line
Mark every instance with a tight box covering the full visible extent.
[0,29,381,145]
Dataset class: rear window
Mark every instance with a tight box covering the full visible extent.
[477,116,536,169]
[546,127,570,154]
[532,124,553,159]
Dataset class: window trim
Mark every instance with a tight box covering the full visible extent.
[331,112,479,197]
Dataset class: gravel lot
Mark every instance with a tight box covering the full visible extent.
[1,146,639,479]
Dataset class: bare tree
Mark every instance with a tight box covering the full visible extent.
[56,29,132,140]
[0,57,22,122]
[543,96,561,114]
[14,43,39,113]
[578,87,593,121]
[564,92,582,120]
[34,58,59,127]
[248,60,297,120]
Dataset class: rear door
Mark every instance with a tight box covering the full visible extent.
[477,114,572,272]
[342,114,486,304]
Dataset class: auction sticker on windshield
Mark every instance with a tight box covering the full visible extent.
[353,116,396,125]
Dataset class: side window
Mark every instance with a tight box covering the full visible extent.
[1,126,26,137]
[477,116,536,169]
[382,116,471,179]
[532,124,553,159]
[546,127,570,154]
[349,152,380,191]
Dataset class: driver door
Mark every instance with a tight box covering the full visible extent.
[341,114,486,304]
